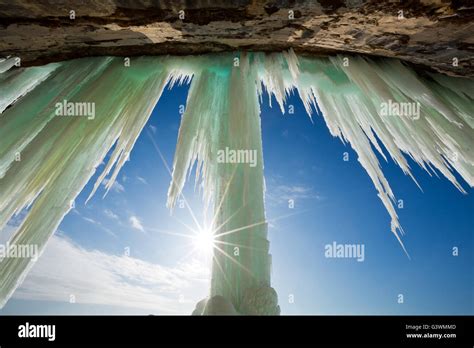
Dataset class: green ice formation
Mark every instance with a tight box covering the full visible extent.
[0,51,472,313]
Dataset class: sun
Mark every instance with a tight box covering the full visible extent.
[193,226,215,256]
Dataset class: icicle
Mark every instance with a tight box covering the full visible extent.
[0,57,17,74]
[0,64,59,114]
[0,51,472,310]
[0,57,174,307]
[275,54,473,254]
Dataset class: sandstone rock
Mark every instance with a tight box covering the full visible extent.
[240,286,281,315]
[0,0,472,76]
[192,295,239,315]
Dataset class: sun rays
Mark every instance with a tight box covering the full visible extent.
[146,127,308,279]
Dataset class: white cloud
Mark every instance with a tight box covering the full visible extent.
[82,217,97,224]
[12,234,210,314]
[272,184,321,201]
[102,178,125,194]
[82,216,117,238]
[104,209,119,220]
[136,176,148,185]
[129,216,144,232]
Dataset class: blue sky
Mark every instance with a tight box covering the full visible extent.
[1,82,472,315]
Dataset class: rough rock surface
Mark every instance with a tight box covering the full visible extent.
[192,296,239,315]
[0,0,473,76]
[240,286,281,315]
[192,287,280,315]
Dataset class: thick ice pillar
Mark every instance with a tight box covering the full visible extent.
[168,54,279,314]
[209,60,275,314]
